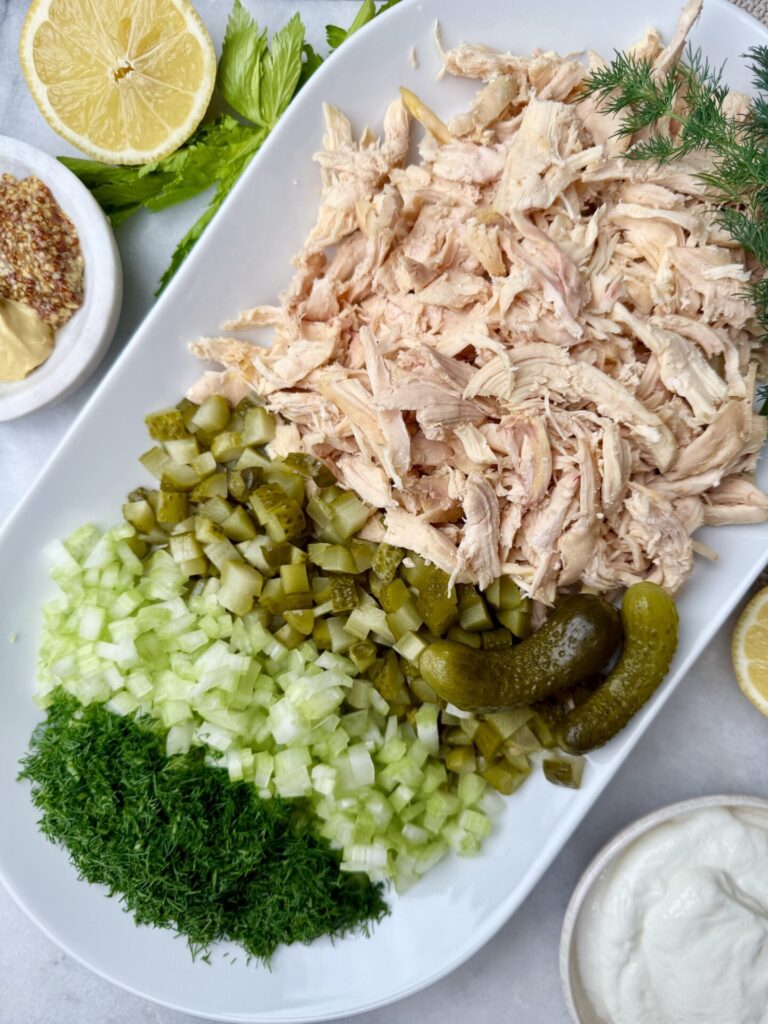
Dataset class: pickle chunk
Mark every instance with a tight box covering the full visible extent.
[557,582,678,754]
[419,594,621,712]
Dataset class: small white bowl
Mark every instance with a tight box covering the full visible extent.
[560,794,768,1024]
[0,135,122,422]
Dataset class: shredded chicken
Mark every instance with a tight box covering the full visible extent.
[190,0,768,603]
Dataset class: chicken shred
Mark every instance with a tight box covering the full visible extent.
[190,0,768,602]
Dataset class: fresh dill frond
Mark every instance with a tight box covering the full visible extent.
[19,694,388,962]
[582,43,768,352]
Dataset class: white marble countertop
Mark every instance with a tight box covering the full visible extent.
[2,2,768,1023]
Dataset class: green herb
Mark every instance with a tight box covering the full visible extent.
[583,45,768,338]
[19,693,387,962]
[60,0,400,294]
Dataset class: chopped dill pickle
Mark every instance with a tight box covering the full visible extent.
[349,639,377,673]
[210,431,245,463]
[280,563,310,595]
[457,587,494,632]
[371,544,404,583]
[160,463,200,492]
[496,605,532,639]
[241,406,275,446]
[122,499,156,534]
[283,609,315,635]
[145,409,188,441]
[190,395,230,434]
[380,579,411,614]
[156,491,188,524]
[480,628,513,650]
[139,446,170,481]
[445,747,477,774]
[250,485,306,543]
[482,762,530,796]
[329,574,358,613]
[220,507,257,542]
[227,467,262,502]
[191,472,228,501]
[542,756,585,789]
[282,452,335,486]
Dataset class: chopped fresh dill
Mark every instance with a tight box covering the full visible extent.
[19,694,387,962]
[583,44,768,339]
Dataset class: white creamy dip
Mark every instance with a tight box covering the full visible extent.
[576,806,768,1024]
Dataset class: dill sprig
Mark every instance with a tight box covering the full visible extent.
[19,694,387,962]
[583,44,768,334]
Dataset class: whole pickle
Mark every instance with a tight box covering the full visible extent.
[556,581,678,754]
[419,594,621,712]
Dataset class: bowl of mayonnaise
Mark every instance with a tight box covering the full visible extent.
[560,795,768,1024]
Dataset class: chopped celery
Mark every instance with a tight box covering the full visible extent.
[386,602,423,640]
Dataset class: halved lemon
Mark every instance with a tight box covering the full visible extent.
[19,0,216,165]
[732,586,768,717]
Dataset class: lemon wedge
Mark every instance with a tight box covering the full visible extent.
[732,586,768,716]
[20,0,216,165]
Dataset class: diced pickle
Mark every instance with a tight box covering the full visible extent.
[542,756,585,789]
[190,395,230,434]
[283,609,315,635]
[282,452,335,486]
[144,409,188,441]
[250,484,306,543]
[210,431,245,463]
[122,499,156,534]
[329,574,358,613]
[191,472,228,501]
[241,406,275,446]
[371,543,404,583]
[482,762,530,796]
[156,491,188,524]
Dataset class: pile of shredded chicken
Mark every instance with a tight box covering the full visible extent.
[190,0,768,604]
